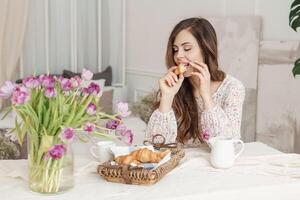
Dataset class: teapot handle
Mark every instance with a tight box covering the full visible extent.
[233,139,244,159]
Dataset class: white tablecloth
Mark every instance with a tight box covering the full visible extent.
[1,142,300,200]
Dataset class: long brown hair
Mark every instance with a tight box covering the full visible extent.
[154,17,225,144]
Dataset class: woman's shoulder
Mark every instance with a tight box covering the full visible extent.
[223,74,245,94]
[224,74,245,88]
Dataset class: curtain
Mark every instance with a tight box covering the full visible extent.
[22,0,124,85]
[0,0,30,109]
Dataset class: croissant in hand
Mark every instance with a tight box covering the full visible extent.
[114,148,171,165]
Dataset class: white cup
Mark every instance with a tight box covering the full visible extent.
[90,141,116,163]
[209,138,244,169]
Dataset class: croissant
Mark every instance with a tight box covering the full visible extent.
[114,155,140,165]
[114,148,171,165]
[174,64,187,75]
[133,148,170,163]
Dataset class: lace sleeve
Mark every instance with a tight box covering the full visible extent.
[200,81,245,141]
[145,109,177,143]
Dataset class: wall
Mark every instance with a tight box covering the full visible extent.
[126,0,299,83]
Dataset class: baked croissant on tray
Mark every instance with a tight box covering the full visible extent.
[114,148,171,165]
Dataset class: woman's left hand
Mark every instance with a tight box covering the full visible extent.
[189,61,214,109]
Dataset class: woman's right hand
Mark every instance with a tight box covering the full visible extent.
[159,66,185,99]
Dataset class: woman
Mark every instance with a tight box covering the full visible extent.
[146,17,245,147]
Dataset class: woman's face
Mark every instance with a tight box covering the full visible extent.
[172,29,204,77]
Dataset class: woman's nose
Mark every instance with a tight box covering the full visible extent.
[175,49,185,59]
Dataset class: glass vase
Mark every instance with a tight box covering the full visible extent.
[27,135,74,194]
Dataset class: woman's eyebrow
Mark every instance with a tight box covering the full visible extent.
[173,42,191,48]
[181,42,191,46]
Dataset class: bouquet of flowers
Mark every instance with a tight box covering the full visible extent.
[0,69,133,194]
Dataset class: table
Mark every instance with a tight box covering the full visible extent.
[1,142,300,200]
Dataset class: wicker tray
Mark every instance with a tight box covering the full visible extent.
[97,147,185,185]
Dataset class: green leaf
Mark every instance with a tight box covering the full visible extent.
[1,107,12,120]
[40,134,53,152]
[19,105,39,131]
[293,58,300,77]
[72,95,93,124]
[37,93,44,118]
[65,102,77,126]
[291,0,300,8]
[290,16,300,31]
[290,0,300,31]
[43,102,51,130]
[289,4,300,19]
[15,118,26,145]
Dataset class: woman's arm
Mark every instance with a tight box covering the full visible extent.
[145,67,184,143]
[145,108,178,143]
[200,81,245,141]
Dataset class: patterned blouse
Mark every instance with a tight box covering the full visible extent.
[145,74,245,148]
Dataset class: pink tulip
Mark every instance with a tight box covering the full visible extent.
[70,76,81,88]
[115,124,126,132]
[0,81,16,99]
[60,128,75,142]
[11,86,30,105]
[202,129,210,141]
[46,144,67,160]
[82,82,100,95]
[116,102,131,118]
[114,124,133,145]
[60,78,73,91]
[86,103,97,115]
[106,120,121,130]
[84,122,95,134]
[39,75,55,88]
[81,68,93,81]
[23,76,40,89]
[121,129,133,145]
[44,87,56,98]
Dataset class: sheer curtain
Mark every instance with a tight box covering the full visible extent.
[0,0,29,109]
[22,0,125,85]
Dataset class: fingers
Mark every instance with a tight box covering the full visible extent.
[189,61,211,81]
[189,62,205,74]
[161,71,184,87]
[191,72,204,81]
[166,74,175,86]
[168,66,178,73]
[178,74,184,83]
[169,71,179,82]
[160,65,185,88]
[161,73,174,87]
[192,61,209,72]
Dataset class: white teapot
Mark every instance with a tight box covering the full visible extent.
[208,137,244,169]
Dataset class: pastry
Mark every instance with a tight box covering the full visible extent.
[174,63,187,75]
[114,155,140,165]
[114,148,171,165]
